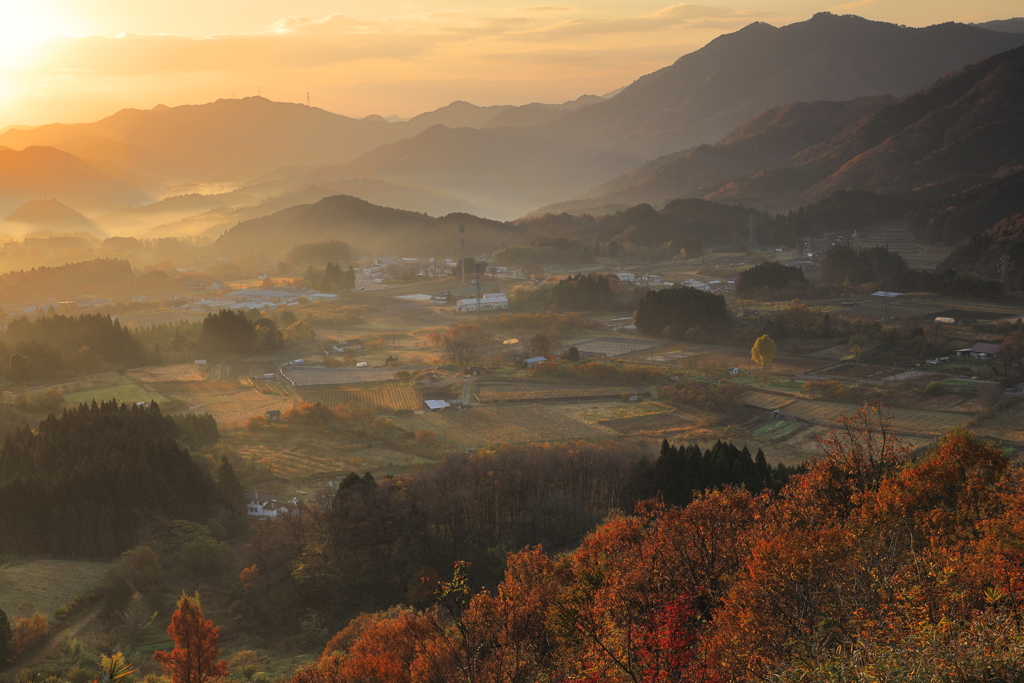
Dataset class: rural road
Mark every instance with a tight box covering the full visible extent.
[0,603,103,676]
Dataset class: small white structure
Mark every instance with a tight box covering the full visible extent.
[356,361,369,368]
[424,399,451,411]
[246,490,299,519]
[454,295,509,313]
[728,367,740,375]
[616,273,635,282]
[935,317,955,324]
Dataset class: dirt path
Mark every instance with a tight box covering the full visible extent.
[0,603,103,676]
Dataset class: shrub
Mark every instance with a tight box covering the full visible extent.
[11,614,48,657]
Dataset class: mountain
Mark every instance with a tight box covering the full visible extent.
[539,13,1024,159]
[533,95,897,216]
[938,214,1024,286]
[973,18,1024,33]
[3,199,102,237]
[404,101,513,130]
[335,125,645,219]
[482,95,606,128]
[703,43,1024,213]
[329,14,1024,218]
[911,170,1024,245]
[0,146,151,217]
[210,194,517,258]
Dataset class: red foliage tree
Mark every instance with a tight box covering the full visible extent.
[153,592,228,683]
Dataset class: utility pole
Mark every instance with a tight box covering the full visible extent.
[459,223,466,286]
[476,262,483,322]
[747,215,758,253]
[1000,254,1011,289]
[883,238,890,322]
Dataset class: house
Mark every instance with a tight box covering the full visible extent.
[246,490,299,519]
[468,366,486,377]
[424,399,451,411]
[616,273,635,282]
[637,274,662,286]
[332,339,365,353]
[523,356,547,368]
[969,342,1002,360]
[265,410,282,423]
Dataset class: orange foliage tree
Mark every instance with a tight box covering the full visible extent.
[154,592,228,683]
[9,613,47,658]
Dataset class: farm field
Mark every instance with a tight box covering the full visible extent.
[62,383,170,407]
[129,363,206,383]
[567,336,667,358]
[740,392,795,410]
[224,427,437,484]
[752,419,801,440]
[976,403,1024,444]
[282,365,424,386]
[600,411,696,434]
[393,405,613,449]
[148,380,293,427]
[549,401,674,424]
[476,383,646,403]
[0,560,109,619]
[296,382,421,410]
[779,398,968,436]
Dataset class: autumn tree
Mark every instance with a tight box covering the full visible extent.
[154,592,228,683]
[750,334,777,371]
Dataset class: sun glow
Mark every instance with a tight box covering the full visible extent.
[0,2,62,70]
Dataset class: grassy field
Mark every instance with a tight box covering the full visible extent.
[779,398,968,436]
[296,382,421,410]
[600,411,697,434]
[149,380,293,426]
[549,401,674,424]
[129,364,207,383]
[62,383,170,406]
[0,560,109,619]
[393,405,613,449]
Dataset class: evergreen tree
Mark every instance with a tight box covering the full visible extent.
[216,458,247,515]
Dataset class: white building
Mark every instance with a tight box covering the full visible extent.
[454,295,509,313]
[246,490,299,519]
[616,273,635,282]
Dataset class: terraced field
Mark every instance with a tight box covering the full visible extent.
[393,405,612,448]
[282,365,424,386]
[62,383,170,406]
[149,380,293,427]
[297,382,421,410]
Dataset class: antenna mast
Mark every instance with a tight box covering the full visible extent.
[459,223,466,286]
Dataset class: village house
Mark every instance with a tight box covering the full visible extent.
[332,338,365,353]
[454,295,509,313]
[245,490,299,519]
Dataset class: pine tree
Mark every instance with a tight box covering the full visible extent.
[153,593,228,683]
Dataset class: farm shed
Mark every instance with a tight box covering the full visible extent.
[425,400,451,411]
[468,366,486,376]
[265,410,282,422]
[523,356,547,368]
[969,342,1002,360]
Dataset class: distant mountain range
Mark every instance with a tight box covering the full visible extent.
[0,146,150,218]
[542,40,1024,221]
[3,199,101,238]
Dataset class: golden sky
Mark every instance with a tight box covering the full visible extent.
[1,0,1020,126]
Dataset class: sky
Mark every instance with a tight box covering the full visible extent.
[0,0,1020,126]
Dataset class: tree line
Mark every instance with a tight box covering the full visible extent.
[283,409,1024,683]
[633,286,730,336]
[0,401,224,557]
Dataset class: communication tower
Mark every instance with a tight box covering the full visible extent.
[459,223,466,286]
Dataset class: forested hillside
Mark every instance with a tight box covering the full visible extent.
[0,401,222,557]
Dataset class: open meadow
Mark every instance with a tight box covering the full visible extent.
[61,383,170,407]
[0,560,109,619]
